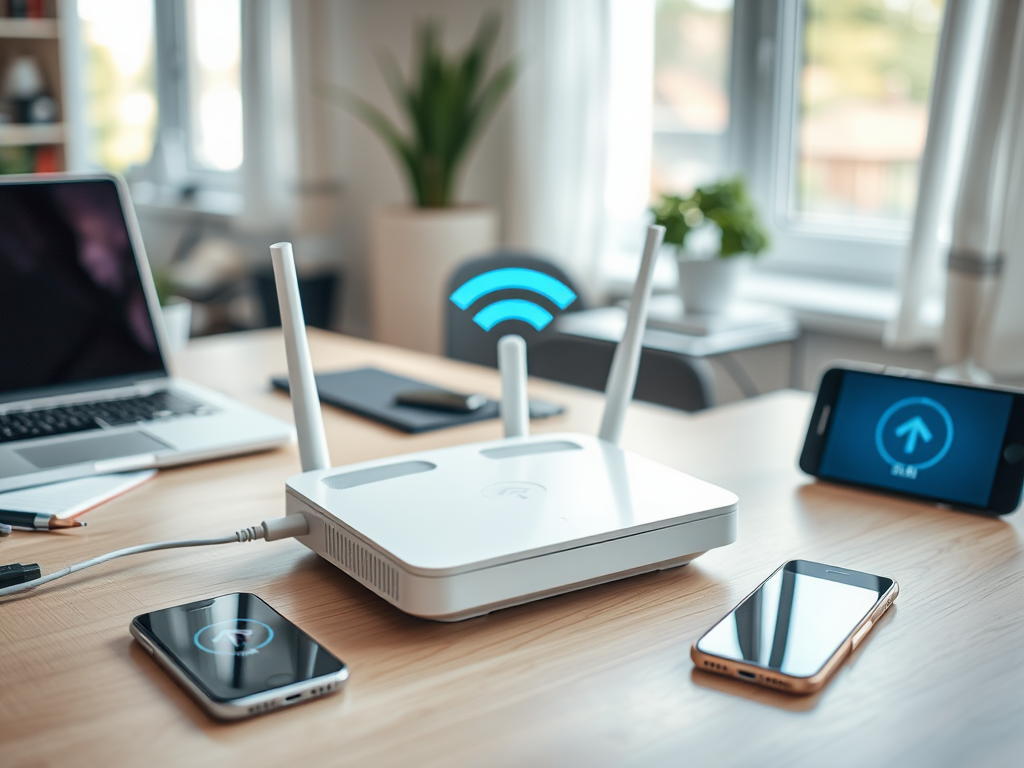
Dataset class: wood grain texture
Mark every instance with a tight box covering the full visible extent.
[2,329,1022,768]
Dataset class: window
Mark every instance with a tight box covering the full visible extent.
[793,0,944,225]
[184,0,242,172]
[78,0,158,173]
[651,0,734,197]
[77,0,243,186]
[651,0,946,284]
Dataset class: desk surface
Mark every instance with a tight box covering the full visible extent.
[2,330,1022,768]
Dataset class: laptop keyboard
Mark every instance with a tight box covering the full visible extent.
[0,392,213,444]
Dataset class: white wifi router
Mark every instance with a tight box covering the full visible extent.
[270,227,738,621]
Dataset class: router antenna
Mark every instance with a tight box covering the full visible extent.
[498,334,529,438]
[270,242,331,472]
[598,225,665,445]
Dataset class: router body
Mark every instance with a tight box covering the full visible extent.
[285,432,737,620]
[269,229,739,622]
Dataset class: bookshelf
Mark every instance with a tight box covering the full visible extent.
[0,1,67,174]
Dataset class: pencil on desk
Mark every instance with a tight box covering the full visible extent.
[0,510,86,531]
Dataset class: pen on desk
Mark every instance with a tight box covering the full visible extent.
[0,510,86,531]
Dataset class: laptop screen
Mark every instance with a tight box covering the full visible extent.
[0,177,166,399]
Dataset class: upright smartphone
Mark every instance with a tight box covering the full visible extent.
[130,593,348,720]
[691,560,897,694]
[800,366,1024,514]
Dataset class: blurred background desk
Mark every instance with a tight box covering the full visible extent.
[555,296,800,401]
[2,329,1021,768]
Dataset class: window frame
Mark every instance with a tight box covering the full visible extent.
[152,0,242,192]
[649,0,734,197]
[721,0,931,287]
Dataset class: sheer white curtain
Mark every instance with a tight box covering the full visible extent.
[889,0,1024,380]
[241,0,345,248]
[240,0,298,230]
[505,0,654,302]
[940,0,1024,378]
[885,0,989,351]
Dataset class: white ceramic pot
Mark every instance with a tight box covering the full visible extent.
[370,206,498,354]
[160,297,192,354]
[676,257,749,315]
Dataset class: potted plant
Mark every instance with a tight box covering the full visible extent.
[152,270,192,355]
[329,14,516,353]
[650,178,769,315]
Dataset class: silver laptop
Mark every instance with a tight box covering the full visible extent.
[0,173,293,492]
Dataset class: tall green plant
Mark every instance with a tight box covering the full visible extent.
[327,14,517,208]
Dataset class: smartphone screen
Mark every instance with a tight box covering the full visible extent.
[695,561,893,679]
[132,593,346,703]
[811,370,1019,509]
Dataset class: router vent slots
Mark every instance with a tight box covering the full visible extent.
[323,521,400,600]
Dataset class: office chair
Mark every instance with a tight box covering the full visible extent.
[530,335,716,412]
[445,251,585,369]
[445,251,716,412]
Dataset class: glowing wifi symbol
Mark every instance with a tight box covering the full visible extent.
[449,268,577,331]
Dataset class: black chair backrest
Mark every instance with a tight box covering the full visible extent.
[530,335,716,412]
[445,252,584,368]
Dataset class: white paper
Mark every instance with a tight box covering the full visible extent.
[0,470,157,518]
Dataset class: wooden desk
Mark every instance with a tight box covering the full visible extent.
[2,330,1022,767]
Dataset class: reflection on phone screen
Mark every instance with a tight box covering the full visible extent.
[696,562,889,677]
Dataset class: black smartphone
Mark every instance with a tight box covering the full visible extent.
[395,388,489,412]
[691,560,898,694]
[130,593,348,720]
[800,366,1024,514]
[394,389,566,418]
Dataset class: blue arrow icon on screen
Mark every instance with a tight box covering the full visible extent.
[895,416,933,454]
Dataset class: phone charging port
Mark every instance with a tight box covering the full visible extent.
[285,693,302,702]
[737,670,756,680]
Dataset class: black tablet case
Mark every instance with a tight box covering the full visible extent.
[271,367,500,434]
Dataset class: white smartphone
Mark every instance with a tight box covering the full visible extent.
[131,592,348,720]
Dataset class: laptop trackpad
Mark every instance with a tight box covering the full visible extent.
[16,432,170,470]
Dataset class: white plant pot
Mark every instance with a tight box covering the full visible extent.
[676,257,749,315]
[160,297,192,354]
[371,206,498,354]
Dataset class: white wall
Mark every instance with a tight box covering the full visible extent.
[327,0,516,337]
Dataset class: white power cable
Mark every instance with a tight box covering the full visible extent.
[0,515,309,600]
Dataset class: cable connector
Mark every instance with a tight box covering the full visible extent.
[0,563,41,588]
[262,514,309,541]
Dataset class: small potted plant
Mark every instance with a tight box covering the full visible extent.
[327,14,516,353]
[650,178,769,315]
[152,270,192,355]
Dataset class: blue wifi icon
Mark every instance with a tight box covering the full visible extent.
[449,268,577,331]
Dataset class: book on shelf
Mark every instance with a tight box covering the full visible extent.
[1,0,53,19]
[0,144,61,174]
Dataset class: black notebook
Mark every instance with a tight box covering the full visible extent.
[271,367,564,434]
[271,367,502,434]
